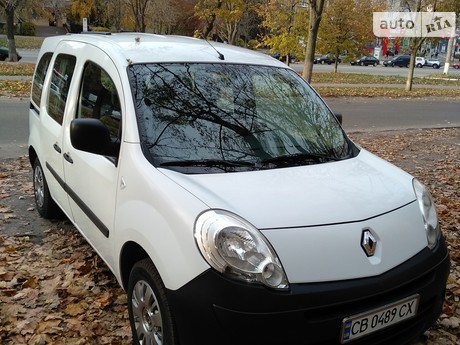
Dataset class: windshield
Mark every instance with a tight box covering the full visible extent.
[128,63,356,173]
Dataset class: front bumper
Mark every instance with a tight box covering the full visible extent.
[167,237,450,345]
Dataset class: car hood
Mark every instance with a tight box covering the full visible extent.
[159,149,416,229]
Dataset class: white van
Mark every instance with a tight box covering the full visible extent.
[29,33,450,345]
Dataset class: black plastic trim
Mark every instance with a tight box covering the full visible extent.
[46,162,110,238]
[30,102,40,115]
[166,238,450,345]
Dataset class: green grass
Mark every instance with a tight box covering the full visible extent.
[311,72,460,86]
[0,35,44,49]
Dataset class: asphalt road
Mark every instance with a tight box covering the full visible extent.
[326,97,460,132]
[17,49,39,64]
[1,97,459,160]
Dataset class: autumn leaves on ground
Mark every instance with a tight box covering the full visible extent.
[1,128,460,344]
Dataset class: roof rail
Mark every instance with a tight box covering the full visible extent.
[79,31,112,35]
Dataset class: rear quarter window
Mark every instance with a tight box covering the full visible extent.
[31,53,53,110]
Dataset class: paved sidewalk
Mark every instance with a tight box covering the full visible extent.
[0,75,32,80]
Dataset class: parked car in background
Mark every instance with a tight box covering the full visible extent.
[270,52,295,64]
[314,54,341,64]
[415,57,426,67]
[350,56,379,66]
[383,55,410,67]
[424,58,441,69]
[453,62,460,69]
[0,46,22,61]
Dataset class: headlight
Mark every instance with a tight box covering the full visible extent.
[194,209,289,290]
[413,179,440,250]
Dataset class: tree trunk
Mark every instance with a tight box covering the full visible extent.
[443,36,455,75]
[302,0,325,83]
[333,48,340,73]
[404,0,423,91]
[5,3,19,62]
[405,53,416,91]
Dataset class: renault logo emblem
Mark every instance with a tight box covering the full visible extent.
[361,229,377,257]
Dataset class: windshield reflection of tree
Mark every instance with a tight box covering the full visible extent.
[251,68,347,157]
[129,63,347,166]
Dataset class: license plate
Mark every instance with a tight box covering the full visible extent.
[340,294,419,343]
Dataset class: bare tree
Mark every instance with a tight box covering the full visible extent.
[125,0,151,32]
[0,0,24,62]
[151,0,177,34]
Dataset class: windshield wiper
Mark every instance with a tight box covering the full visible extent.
[159,159,255,168]
[261,152,341,166]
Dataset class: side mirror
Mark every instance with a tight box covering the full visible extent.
[70,118,111,155]
[334,112,343,125]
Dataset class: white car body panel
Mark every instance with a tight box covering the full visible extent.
[262,201,426,283]
[158,149,425,283]
[113,144,210,289]
[159,149,415,229]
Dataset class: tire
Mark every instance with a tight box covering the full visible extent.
[416,63,421,68]
[128,259,177,345]
[373,63,377,67]
[33,159,61,218]
[433,64,439,69]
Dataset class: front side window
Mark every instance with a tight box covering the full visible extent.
[128,63,355,174]
[77,61,122,157]
[47,54,76,124]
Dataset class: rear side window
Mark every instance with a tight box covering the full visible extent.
[47,54,76,125]
[31,52,52,109]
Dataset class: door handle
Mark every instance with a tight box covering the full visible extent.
[53,143,61,153]
[63,153,73,164]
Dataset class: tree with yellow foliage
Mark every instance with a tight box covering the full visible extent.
[317,0,376,73]
[195,0,253,45]
[258,0,309,65]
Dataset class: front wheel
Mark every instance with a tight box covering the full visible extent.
[33,159,61,218]
[128,259,177,345]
